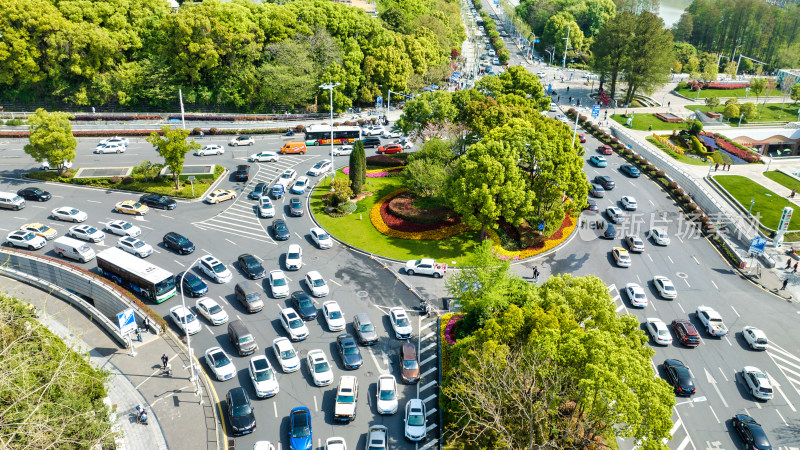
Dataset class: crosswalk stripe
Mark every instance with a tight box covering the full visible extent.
[768,353,800,375]
[670,417,682,435]
[193,223,268,241]
[769,345,800,365]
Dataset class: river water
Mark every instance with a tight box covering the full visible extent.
[657,0,693,27]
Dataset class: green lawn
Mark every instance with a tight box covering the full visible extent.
[311,173,481,266]
[713,175,800,230]
[645,136,709,166]
[764,170,800,192]
[675,86,783,99]
[611,114,688,131]
[686,102,800,126]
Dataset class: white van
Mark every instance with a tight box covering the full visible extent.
[0,192,26,210]
[53,236,96,263]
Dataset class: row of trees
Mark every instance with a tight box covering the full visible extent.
[395,66,589,235]
[442,243,675,448]
[0,0,462,111]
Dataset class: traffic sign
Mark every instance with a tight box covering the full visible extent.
[749,236,767,255]
[534,38,540,43]
[117,308,137,335]
[376,95,383,109]
[592,105,600,118]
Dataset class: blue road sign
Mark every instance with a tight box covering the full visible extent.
[534,38,540,43]
[117,308,136,335]
[376,95,383,109]
[592,105,600,118]
[547,84,552,94]
[749,236,767,255]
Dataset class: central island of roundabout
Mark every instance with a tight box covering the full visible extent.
[309,157,578,266]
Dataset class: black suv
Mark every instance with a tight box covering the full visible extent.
[237,253,265,279]
[362,137,381,148]
[291,291,317,321]
[234,165,250,182]
[226,387,256,436]
[593,175,615,190]
[139,194,177,210]
[162,232,195,254]
[272,219,290,241]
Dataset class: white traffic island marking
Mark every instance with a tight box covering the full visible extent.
[704,368,729,408]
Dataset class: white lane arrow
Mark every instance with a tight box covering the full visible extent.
[705,368,728,408]
[766,371,796,412]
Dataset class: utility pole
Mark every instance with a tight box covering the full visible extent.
[562,26,570,69]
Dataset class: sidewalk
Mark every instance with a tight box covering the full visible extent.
[0,275,219,450]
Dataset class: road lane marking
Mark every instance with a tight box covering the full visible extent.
[420,355,436,366]
[422,332,434,341]
[420,381,437,391]
[647,254,653,262]
[426,407,437,417]
[173,260,184,267]
[329,279,342,287]
[705,368,729,408]
[423,394,436,403]
[294,232,303,239]
[273,402,278,417]
[422,343,436,353]
[692,256,700,265]
[225,238,236,245]
[676,435,692,450]
[667,256,674,264]
[708,405,720,424]
[162,215,173,219]
[421,368,437,378]
[776,409,788,426]
[766,371,796,412]
[313,395,318,411]
[683,278,691,287]
[366,347,388,375]
[718,368,729,382]
[677,302,685,313]
[731,306,740,317]
[711,280,718,290]
[87,200,101,203]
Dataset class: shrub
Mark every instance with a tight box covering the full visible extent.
[646,163,656,172]
[579,114,587,121]
[677,81,688,89]
[622,148,632,157]
[357,119,365,126]
[687,202,698,211]
[294,124,305,132]
[656,170,666,178]
[191,127,202,135]
[673,188,684,196]
[121,176,134,185]
[333,122,341,127]
[668,181,678,189]
[366,155,407,167]
[611,137,619,145]
[208,127,218,135]
[6,118,24,126]
[109,176,121,184]
[681,194,691,203]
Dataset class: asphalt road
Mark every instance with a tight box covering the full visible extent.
[0,135,442,449]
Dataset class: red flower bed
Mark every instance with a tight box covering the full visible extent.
[380,196,461,232]
[444,315,465,345]
[706,82,749,89]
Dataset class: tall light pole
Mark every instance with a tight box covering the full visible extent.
[561,26,571,69]
[545,48,553,66]
[320,82,340,182]
[571,110,580,147]
[179,262,204,403]
[738,112,744,127]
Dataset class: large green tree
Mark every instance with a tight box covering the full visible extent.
[348,140,366,195]
[590,11,636,102]
[146,126,199,189]
[622,12,674,105]
[23,109,77,176]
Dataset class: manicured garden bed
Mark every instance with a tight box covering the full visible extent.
[610,114,688,131]
[764,171,800,193]
[713,175,800,230]
[686,103,800,125]
[646,136,709,166]
[675,86,783,99]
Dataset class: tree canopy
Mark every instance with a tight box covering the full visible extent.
[146,126,199,189]
[24,109,77,175]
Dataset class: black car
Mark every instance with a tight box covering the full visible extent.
[226,387,256,436]
[176,271,208,297]
[732,414,772,449]
[362,137,382,148]
[337,334,363,369]
[291,291,317,321]
[289,198,304,217]
[272,219,290,241]
[594,175,615,190]
[162,232,195,254]
[17,187,51,201]
[139,194,177,210]
[620,164,641,178]
[234,165,250,182]
[248,182,268,200]
[663,359,695,396]
[237,253,265,279]
[586,199,599,212]
[603,223,617,239]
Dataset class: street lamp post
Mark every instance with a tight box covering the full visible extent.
[179,263,204,403]
[766,154,773,172]
[319,82,340,182]
[738,112,744,127]
[545,48,553,66]
[562,27,570,69]
[748,198,755,216]
[571,110,580,147]
[707,161,713,178]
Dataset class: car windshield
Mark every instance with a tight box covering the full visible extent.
[292,423,310,438]
[296,180,305,187]
[312,279,325,287]
[132,241,144,248]
[343,345,358,355]
[337,394,354,403]
[276,223,287,232]
[299,298,313,308]
[239,336,254,345]
[207,304,222,314]
[178,311,195,323]
[289,318,303,329]
[396,317,409,327]
[212,353,229,367]
[318,233,329,240]
[281,173,292,179]
[22,234,34,241]
[288,252,300,260]
[663,284,675,291]
[314,362,329,373]
[155,277,176,296]
[379,388,395,400]
[186,277,203,288]
[132,203,143,208]
[212,263,227,273]
[756,338,768,344]
[329,310,342,320]
[361,323,374,333]
[244,258,259,269]
[254,368,273,382]
[408,413,425,426]
[246,293,261,303]
[658,329,669,336]
[30,188,43,194]
[231,403,252,417]
[119,222,132,230]
[261,199,272,207]
[403,359,419,370]
[281,349,296,360]
[273,278,286,286]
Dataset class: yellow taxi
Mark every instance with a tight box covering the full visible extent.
[204,189,237,204]
[612,247,631,268]
[20,223,58,240]
[114,200,150,215]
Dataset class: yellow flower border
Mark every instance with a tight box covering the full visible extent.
[366,166,406,174]
[370,189,472,240]
[652,133,684,155]
[485,215,578,260]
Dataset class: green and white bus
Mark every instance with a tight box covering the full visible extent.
[97,247,177,303]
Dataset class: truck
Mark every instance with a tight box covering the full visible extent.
[334,376,358,422]
[696,306,728,337]
[404,259,447,278]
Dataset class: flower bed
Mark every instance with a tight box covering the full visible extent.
[700,131,761,163]
[386,193,458,225]
[443,314,465,345]
[366,155,408,167]
[486,214,576,260]
[653,134,684,155]
[687,81,750,90]
[342,166,405,178]
[370,189,472,239]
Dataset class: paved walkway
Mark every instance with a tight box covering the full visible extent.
[0,276,219,450]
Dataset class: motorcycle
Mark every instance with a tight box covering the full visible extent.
[284,129,294,136]
[136,405,148,425]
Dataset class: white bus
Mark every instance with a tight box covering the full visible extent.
[96,247,177,303]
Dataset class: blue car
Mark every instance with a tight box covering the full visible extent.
[176,271,208,297]
[289,407,312,450]
[589,155,607,167]
[620,164,641,177]
[271,184,285,199]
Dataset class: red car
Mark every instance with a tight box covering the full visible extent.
[377,144,403,154]
[579,134,586,143]
[598,145,612,155]
[671,319,700,347]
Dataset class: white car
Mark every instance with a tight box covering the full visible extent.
[621,196,638,211]
[280,307,309,341]
[376,374,398,415]
[392,139,413,149]
[249,355,279,398]
[606,206,624,224]
[285,244,303,270]
[653,276,677,299]
[5,231,46,250]
[404,398,427,442]
[104,219,141,237]
[742,326,768,350]
[645,318,673,345]
[277,169,297,187]
[204,347,236,381]
[324,438,346,450]
[68,225,105,243]
[199,255,233,283]
[98,136,129,147]
[169,305,201,335]
[257,197,275,218]
[650,228,670,246]
[51,207,88,223]
[366,425,388,450]
[195,144,224,156]
[363,125,385,136]
[272,337,300,373]
[116,236,153,257]
[332,145,353,157]
[268,270,290,298]
[307,160,332,176]
[310,227,333,249]
[742,366,773,400]
[389,307,413,339]
[624,283,648,308]
[537,71,547,77]
[254,442,276,450]
[248,151,278,162]
[290,176,310,194]
[93,143,126,154]
[306,349,334,386]
[195,297,228,325]
[304,270,329,297]
[381,130,402,139]
[40,160,73,171]
[229,135,255,146]
[322,301,346,332]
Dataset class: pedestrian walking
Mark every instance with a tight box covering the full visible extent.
[534,269,540,283]
[667,101,671,108]
[143,317,150,333]
[782,278,789,290]
[793,263,798,273]
[161,354,169,370]
[787,258,793,269]
[567,86,570,92]
[533,265,538,280]
[791,188,796,199]
[648,124,652,131]
[715,163,719,171]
